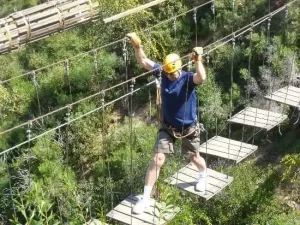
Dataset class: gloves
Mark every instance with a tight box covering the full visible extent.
[126,32,141,48]
[192,47,203,62]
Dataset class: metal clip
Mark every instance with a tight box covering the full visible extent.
[193,8,197,24]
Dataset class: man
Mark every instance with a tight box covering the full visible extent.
[126,32,207,215]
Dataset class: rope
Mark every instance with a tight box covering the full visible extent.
[65,60,73,102]
[204,55,210,171]
[101,92,114,220]
[265,7,274,134]
[227,34,235,172]
[26,121,32,187]
[173,17,177,39]
[154,70,162,220]
[129,80,134,225]
[92,50,101,94]
[279,7,294,132]
[4,153,16,215]
[225,0,235,171]
[65,105,71,164]
[210,0,218,136]
[31,71,43,122]
[193,8,198,47]
[236,1,254,162]
[147,30,152,121]
[123,39,129,112]
[155,71,162,122]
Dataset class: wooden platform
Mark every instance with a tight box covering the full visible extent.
[228,107,287,131]
[199,136,258,163]
[84,219,108,225]
[265,86,300,108]
[106,194,180,225]
[165,163,233,201]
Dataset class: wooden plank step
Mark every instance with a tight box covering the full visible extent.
[0,24,17,33]
[106,194,180,225]
[11,1,58,19]
[84,219,108,225]
[199,136,258,163]
[59,0,89,11]
[15,8,61,27]
[165,163,233,201]
[265,86,300,108]
[228,107,287,131]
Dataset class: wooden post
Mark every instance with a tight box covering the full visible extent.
[103,0,167,23]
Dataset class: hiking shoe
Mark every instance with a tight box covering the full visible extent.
[195,173,207,192]
[132,198,150,214]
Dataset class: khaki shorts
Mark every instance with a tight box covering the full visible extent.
[153,123,200,155]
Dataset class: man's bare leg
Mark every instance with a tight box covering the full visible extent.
[190,152,206,171]
[133,152,166,214]
[144,152,166,195]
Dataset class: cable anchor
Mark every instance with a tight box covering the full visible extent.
[198,123,206,132]
[129,79,135,117]
[267,16,272,32]
[211,1,215,15]
[130,79,135,95]
[278,125,283,136]
[206,54,210,64]
[193,8,197,24]
[65,105,72,123]
[31,71,38,87]
[93,50,98,74]
[26,121,33,141]
[293,108,300,125]
[100,91,105,109]
[122,39,128,62]
[173,17,177,37]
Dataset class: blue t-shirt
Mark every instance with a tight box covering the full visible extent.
[153,63,198,129]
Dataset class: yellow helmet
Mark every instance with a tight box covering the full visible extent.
[163,53,182,73]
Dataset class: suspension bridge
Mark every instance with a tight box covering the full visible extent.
[0,0,299,224]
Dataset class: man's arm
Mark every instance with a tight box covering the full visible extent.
[192,47,206,85]
[127,32,155,71]
[134,46,155,71]
[193,60,206,85]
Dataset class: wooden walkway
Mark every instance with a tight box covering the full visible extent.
[199,136,258,163]
[106,194,180,225]
[228,107,287,131]
[265,86,300,108]
[165,163,233,201]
